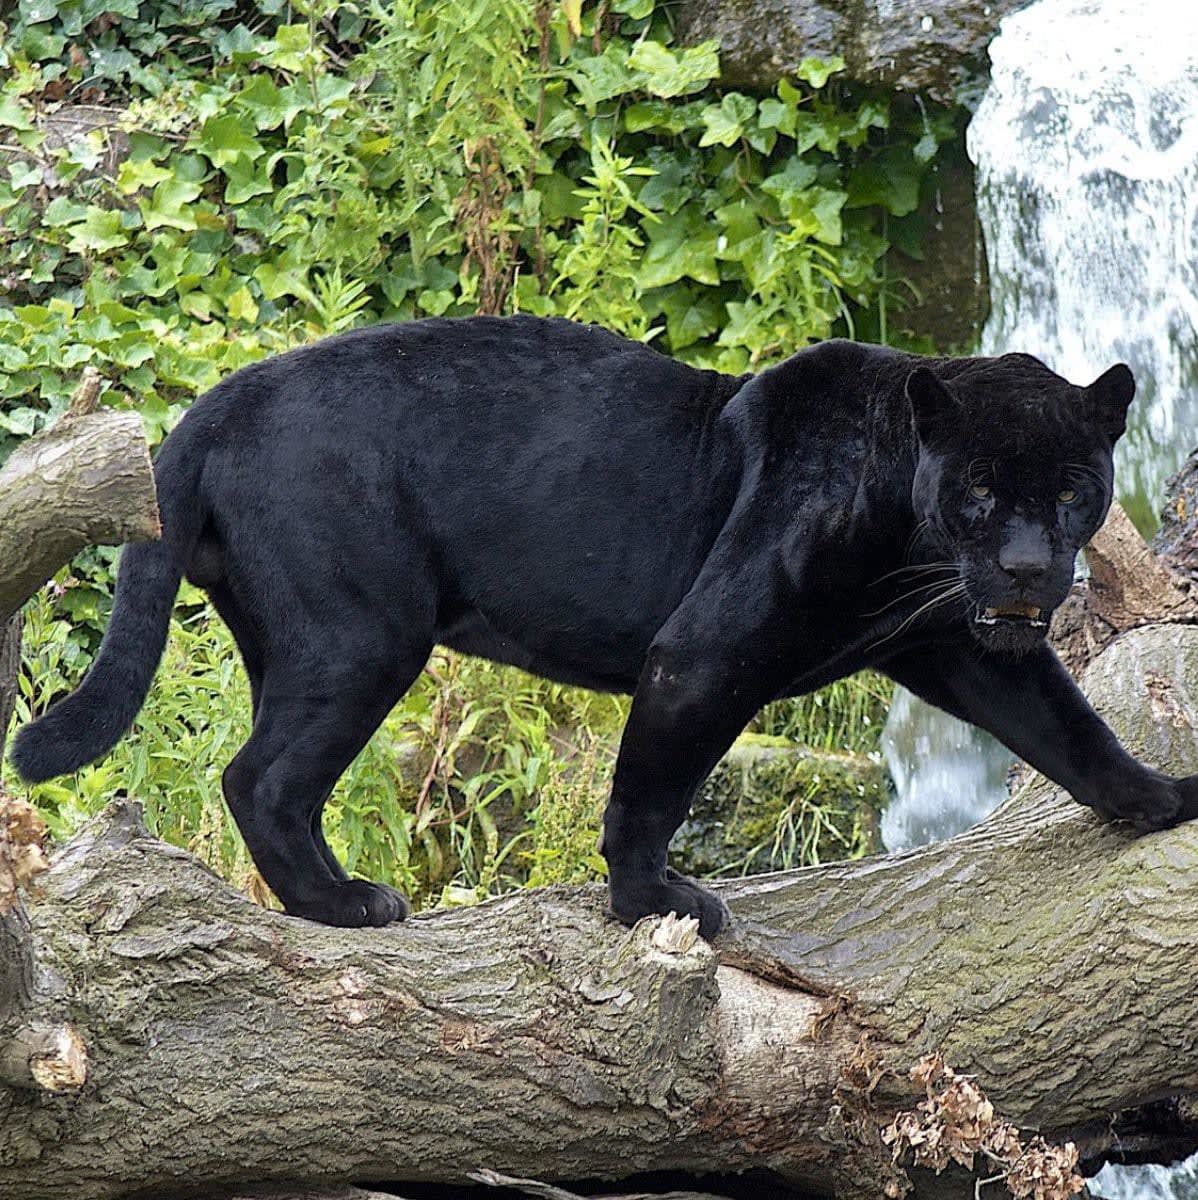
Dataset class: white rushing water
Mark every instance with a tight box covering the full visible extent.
[1091,1158,1198,1200]
[882,2,1198,1192]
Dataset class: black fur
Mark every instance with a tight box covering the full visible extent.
[13,316,1197,935]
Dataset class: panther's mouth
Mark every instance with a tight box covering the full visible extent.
[974,602,1047,628]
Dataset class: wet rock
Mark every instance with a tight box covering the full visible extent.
[675,0,1032,101]
[890,150,989,350]
[672,734,887,877]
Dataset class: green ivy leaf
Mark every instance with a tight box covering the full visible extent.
[8,160,42,191]
[66,208,130,253]
[143,177,202,231]
[0,94,34,132]
[847,147,921,217]
[713,200,762,260]
[18,1,61,24]
[758,96,795,138]
[698,93,757,148]
[567,42,638,111]
[263,24,319,73]
[116,157,174,195]
[637,150,692,214]
[225,284,259,323]
[761,158,820,208]
[197,114,263,167]
[0,407,40,436]
[789,186,848,244]
[657,285,722,351]
[18,24,65,59]
[222,157,272,205]
[254,261,315,305]
[638,207,719,289]
[627,39,720,99]
[235,75,292,131]
[623,100,703,135]
[795,55,846,88]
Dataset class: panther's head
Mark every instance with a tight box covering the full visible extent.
[907,353,1134,658]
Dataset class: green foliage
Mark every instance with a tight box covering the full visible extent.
[753,672,893,753]
[0,0,956,471]
[12,586,890,904]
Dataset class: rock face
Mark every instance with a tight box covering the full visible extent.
[1155,446,1198,588]
[676,0,1032,99]
[890,152,989,351]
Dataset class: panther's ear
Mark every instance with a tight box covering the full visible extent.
[1085,363,1135,443]
[905,367,958,444]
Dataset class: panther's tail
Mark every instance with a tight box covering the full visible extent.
[10,432,206,783]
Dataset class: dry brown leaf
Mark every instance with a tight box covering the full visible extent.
[882,1056,1085,1200]
[0,794,50,913]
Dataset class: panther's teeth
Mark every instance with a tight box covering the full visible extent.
[986,603,1042,619]
[979,604,1046,626]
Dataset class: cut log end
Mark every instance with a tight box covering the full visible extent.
[0,1021,88,1093]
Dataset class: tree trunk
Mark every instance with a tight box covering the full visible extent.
[3,623,1198,1200]
[0,371,160,1181]
[1050,500,1196,677]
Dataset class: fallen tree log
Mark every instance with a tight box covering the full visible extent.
[0,369,160,1198]
[3,623,1198,1200]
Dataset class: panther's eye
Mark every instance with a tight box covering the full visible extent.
[1057,487,1079,504]
[969,483,992,501]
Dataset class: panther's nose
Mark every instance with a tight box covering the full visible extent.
[999,549,1049,587]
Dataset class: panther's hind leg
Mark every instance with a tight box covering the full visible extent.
[221,648,430,927]
[207,581,264,719]
[209,581,361,885]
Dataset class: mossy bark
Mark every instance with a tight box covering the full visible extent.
[4,625,1198,1198]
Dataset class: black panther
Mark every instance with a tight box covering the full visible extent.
[13,316,1198,937]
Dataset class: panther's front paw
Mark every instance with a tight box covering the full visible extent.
[1171,774,1198,826]
[607,869,730,940]
[287,880,410,928]
[1089,769,1187,834]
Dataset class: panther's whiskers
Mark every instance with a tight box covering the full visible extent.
[866,559,957,588]
[861,572,964,617]
[865,580,970,653]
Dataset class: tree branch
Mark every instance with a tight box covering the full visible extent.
[0,404,158,624]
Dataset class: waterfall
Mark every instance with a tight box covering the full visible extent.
[881,2,1198,1191]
